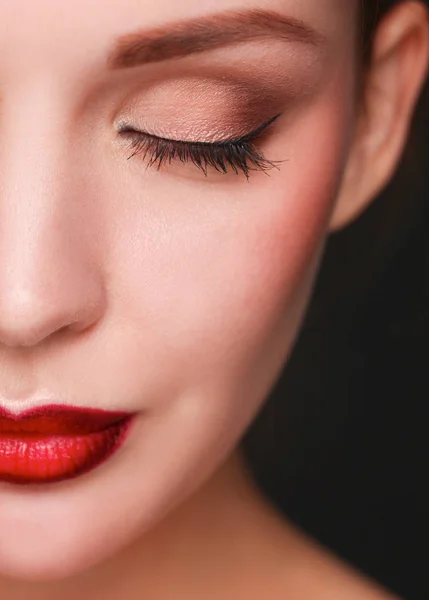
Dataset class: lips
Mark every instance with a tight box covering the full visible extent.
[0,405,134,485]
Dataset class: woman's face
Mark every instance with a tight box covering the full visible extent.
[0,0,357,579]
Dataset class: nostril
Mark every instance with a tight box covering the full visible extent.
[0,290,105,349]
[0,312,93,348]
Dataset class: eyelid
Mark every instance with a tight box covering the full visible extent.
[117,113,282,146]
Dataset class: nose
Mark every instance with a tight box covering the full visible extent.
[0,94,106,348]
[0,238,106,348]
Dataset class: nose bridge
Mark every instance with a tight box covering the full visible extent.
[0,82,106,348]
[0,79,68,211]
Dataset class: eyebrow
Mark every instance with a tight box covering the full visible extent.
[107,9,325,69]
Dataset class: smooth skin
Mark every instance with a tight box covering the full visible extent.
[0,1,427,598]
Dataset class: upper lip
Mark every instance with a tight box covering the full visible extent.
[0,405,133,434]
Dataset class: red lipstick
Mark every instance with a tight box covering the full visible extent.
[0,405,134,485]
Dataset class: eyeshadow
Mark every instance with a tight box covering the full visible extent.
[114,40,325,143]
[122,76,291,143]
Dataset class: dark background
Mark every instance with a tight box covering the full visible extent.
[243,67,429,599]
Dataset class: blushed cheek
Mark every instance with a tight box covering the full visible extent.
[233,77,357,343]
[175,113,352,395]
[172,99,353,366]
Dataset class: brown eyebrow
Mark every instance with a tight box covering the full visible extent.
[107,9,325,69]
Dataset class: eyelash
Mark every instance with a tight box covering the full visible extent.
[119,114,283,180]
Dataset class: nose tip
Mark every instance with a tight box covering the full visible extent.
[0,301,88,348]
[0,265,106,349]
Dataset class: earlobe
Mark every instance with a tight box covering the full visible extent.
[329,1,429,232]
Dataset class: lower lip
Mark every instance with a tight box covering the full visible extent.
[0,407,134,485]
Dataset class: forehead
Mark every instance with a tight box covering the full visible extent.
[0,0,355,76]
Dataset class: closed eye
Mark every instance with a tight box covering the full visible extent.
[118,113,284,179]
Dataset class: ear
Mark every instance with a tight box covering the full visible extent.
[329,1,429,232]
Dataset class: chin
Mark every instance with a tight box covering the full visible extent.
[0,532,108,582]
[0,491,130,583]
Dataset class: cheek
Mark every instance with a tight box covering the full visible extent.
[95,97,350,404]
